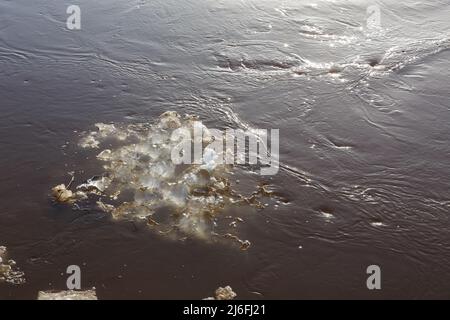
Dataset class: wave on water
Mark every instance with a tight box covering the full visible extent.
[214,36,450,81]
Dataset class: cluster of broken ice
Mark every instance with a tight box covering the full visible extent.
[56,111,258,245]
[0,246,25,285]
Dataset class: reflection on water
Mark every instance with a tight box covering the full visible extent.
[0,0,449,299]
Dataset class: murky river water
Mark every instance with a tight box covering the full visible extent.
[0,0,449,299]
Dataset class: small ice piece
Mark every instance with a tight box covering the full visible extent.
[214,180,226,190]
[0,248,26,285]
[178,213,209,239]
[51,184,74,202]
[149,161,175,179]
[215,286,237,300]
[0,246,5,265]
[200,147,219,172]
[162,184,188,207]
[184,170,210,188]
[37,289,97,300]
[134,188,159,205]
[77,176,110,193]
[95,123,116,137]
[96,201,115,213]
[139,175,160,190]
[78,134,100,149]
[159,111,181,129]
[97,149,112,161]
[151,132,166,145]
[240,240,251,251]
[370,221,387,227]
[0,264,11,276]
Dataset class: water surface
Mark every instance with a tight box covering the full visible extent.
[0,0,449,299]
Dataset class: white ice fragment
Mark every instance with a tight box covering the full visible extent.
[95,123,116,136]
[77,176,111,193]
[214,286,236,300]
[0,246,6,257]
[200,147,219,172]
[162,184,189,207]
[178,213,209,239]
[159,111,181,129]
[78,134,99,149]
[97,201,115,213]
[134,189,159,205]
[139,175,160,190]
[37,289,97,300]
[0,247,25,285]
[0,247,4,265]
[68,111,267,242]
[51,184,74,202]
[149,161,175,179]
[97,149,112,161]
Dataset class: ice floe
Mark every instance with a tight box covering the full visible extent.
[52,111,284,247]
[0,246,26,285]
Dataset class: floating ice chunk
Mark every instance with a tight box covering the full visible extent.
[161,184,189,207]
[0,247,25,285]
[135,143,160,160]
[0,246,5,264]
[223,233,251,250]
[200,147,219,172]
[204,286,236,300]
[149,161,175,179]
[97,149,112,161]
[77,176,111,193]
[139,175,160,190]
[214,180,226,190]
[37,289,97,300]
[58,111,279,244]
[151,132,166,145]
[78,134,100,149]
[184,170,210,188]
[0,264,11,279]
[79,123,128,149]
[95,123,116,136]
[52,184,74,202]
[134,188,159,206]
[215,286,237,300]
[370,221,387,227]
[178,213,209,239]
[159,111,181,129]
[97,200,115,213]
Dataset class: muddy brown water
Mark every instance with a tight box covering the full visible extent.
[0,0,449,299]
